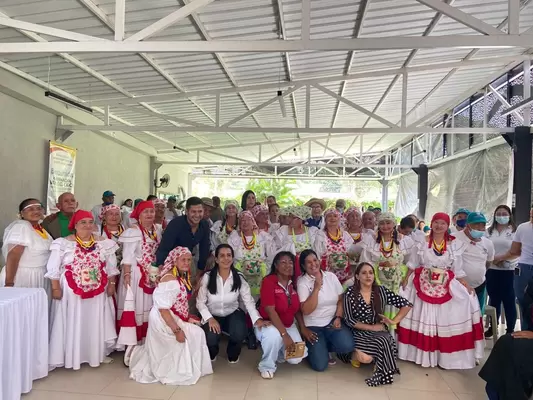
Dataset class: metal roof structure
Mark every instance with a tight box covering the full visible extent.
[0,0,531,178]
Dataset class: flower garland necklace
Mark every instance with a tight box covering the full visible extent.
[33,224,48,240]
[177,272,193,297]
[76,234,96,251]
[326,228,342,244]
[242,231,257,250]
[379,236,394,258]
[103,224,124,240]
[140,224,157,242]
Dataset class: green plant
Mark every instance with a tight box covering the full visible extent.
[245,179,298,207]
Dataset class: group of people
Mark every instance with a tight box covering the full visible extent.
[1,189,533,394]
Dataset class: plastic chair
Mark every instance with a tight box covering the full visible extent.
[484,305,498,346]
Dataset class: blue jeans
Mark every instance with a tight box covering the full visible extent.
[255,324,308,374]
[306,323,354,371]
[515,263,533,331]
[486,269,517,333]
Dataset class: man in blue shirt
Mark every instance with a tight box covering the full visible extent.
[156,197,211,284]
[305,198,326,229]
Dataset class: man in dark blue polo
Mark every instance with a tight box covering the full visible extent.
[156,196,211,284]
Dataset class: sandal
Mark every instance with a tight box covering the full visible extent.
[260,371,274,379]
[123,345,135,367]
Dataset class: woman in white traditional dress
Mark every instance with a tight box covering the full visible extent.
[397,212,484,369]
[228,211,276,298]
[46,210,118,369]
[117,201,163,354]
[360,212,416,327]
[313,208,355,285]
[228,210,276,349]
[344,207,367,264]
[276,206,318,282]
[210,200,239,251]
[252,204,278,235]
[1,199,52,297]
[152,198,168,230]
[128,246,213,385]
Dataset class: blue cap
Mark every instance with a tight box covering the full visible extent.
[467,212,487,225]
[102,190,115,197]
[453,208,470,217]
[168,196,177,202]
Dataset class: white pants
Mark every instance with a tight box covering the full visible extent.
[254,323,308,374]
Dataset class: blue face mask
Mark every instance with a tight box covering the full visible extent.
[456,219,467,229]
[469,229,485,239]
[495,216,510,225]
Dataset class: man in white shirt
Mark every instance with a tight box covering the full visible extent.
[91,190,115,226]
[163,196,180,224]
[495,205,533,331]
[450,208,470,233]
[454,212,495,313]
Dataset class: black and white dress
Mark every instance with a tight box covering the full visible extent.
[341,285,412,387]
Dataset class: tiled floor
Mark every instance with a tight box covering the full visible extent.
[23,343,492,400]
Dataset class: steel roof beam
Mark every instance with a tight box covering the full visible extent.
[126,0,214,42]
[415,0,504,35]
[3,35,533,54]
[0,17,108,42]
[164,161,415,168]
[57,125,515,134]
[89,54,531,107]
[314,83,397,128]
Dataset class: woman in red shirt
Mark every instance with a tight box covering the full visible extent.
[256,251,311,379]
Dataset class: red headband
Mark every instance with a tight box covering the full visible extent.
[130,200,154,220]
[68,210,93,231]
[431,212,450,226]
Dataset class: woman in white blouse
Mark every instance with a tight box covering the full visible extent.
[485,205,518,336]
[196,244,268,362]
[297,249,354,371]
[1,199,52,295]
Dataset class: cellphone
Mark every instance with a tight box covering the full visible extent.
[515,267,521,276]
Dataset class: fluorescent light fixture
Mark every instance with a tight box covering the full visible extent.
[277,90,287,118]
[45,91,93,113]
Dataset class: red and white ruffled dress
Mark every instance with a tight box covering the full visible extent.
[313,230,355,284]
[397,240,485,369]
[129,278,212,385]
[46,237,119,370]
[117,225,162,345]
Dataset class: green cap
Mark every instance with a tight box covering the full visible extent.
[466,212,487,225]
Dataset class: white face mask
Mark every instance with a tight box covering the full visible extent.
[495,216,510,225]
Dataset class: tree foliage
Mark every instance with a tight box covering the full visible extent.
[245,179,298,207]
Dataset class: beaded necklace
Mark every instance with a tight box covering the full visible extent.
[33,224,48,240]
[75,234,96,252]
[326,228,342,244]
[242,232,257,250]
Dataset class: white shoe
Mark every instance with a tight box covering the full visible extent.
[260,371,274,379]
[211,356,217,362]
[228,357,239,364]
[103,356,114,364]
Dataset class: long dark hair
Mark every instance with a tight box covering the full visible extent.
[207,244,242,295]
[240,190,255,211]
[375,226,400,245]
[299,248,318,275]
[488,204,516,235]
[352,262,382,317]
[269,251,296,289]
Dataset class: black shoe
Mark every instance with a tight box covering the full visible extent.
[247,330,257,350]
[484,327,493,339]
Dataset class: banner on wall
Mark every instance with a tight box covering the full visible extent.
[46,141,77,214]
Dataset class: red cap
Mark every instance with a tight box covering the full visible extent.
[130,200,154,220]
[68,210,94,231]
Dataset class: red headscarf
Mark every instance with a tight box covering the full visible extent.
[130,201,154,220]
[68,210,93,231]
[428,212,454,248]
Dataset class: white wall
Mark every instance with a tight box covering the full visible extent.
[0,91,151,234]
[156,164,190,200]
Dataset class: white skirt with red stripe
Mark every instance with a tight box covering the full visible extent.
[397,273,485,369]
